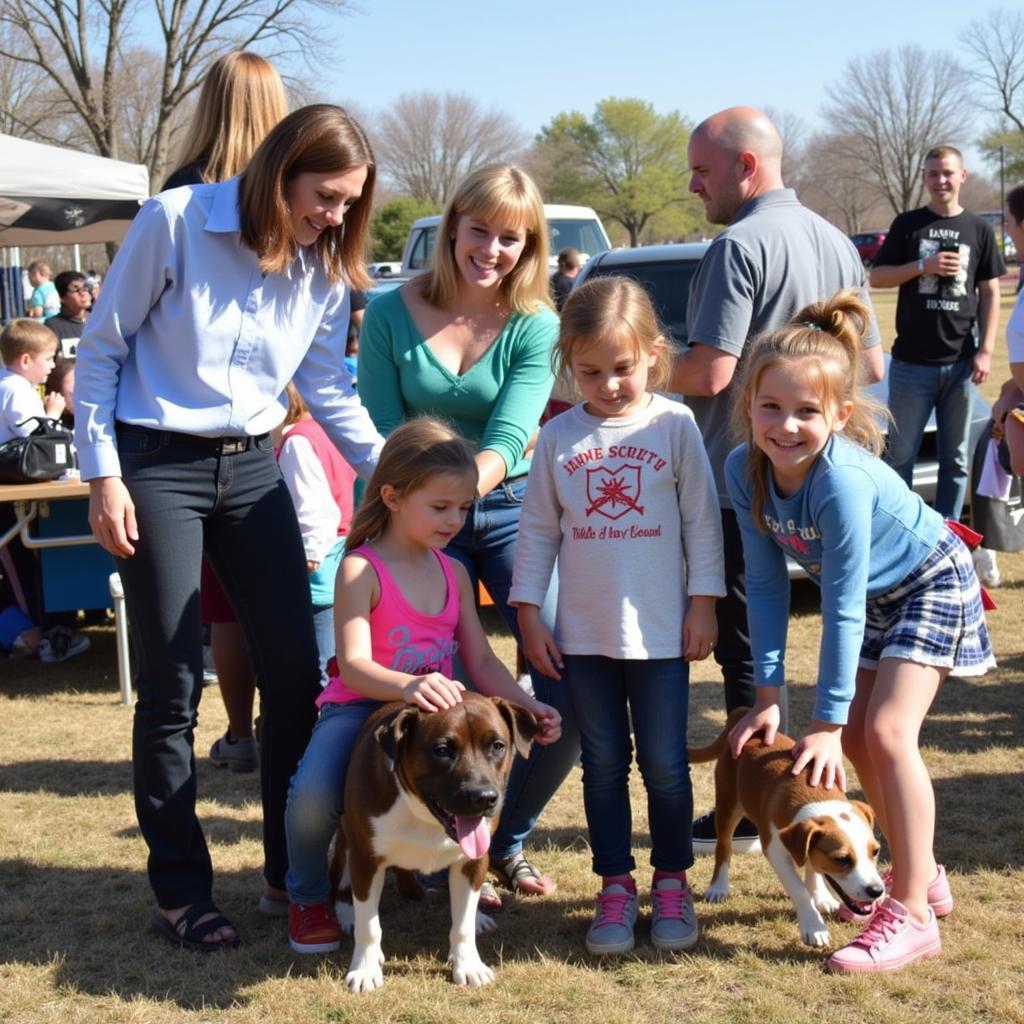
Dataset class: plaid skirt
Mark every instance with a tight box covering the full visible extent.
[859,527,996,676]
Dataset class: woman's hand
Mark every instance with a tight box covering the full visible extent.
[790,721,846,791]
[517,604,563,680]
[683,595,718,661]
[728,695,780,759]
[88,477,138,557]
[528,700,562,745]
[402,672,465,712]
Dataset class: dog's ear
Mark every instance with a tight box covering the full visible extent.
[779,817,826,866]
[850,799,876,832]
[491,697,538,759]
[374,705,419,770]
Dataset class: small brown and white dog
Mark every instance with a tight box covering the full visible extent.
[689,707,885,947]
[331,692,536,992]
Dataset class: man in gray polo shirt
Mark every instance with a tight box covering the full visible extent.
[670,106,883,852]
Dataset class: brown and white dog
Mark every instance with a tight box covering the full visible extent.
[689,707,885,947]
[331,692,536,993]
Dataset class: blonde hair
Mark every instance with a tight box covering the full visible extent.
[240,104,376,288]
[1,318,57,364]
[421,164,551,314]
[283,381,308,427]
[554,276,672,393]
[731,289,886,530]
[170,51,288,184]
[345,418,478,553]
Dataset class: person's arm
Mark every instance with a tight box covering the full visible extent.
[451,561,561,745]
[332,554,465,710]
[356,292,410,438]
[671,238,753,396]
[991,375,1023,441]
[973,277,1002,385]
[292,287,383,481]
[276,433,340,568]
[476,309,558,496]
[869,252,954,288]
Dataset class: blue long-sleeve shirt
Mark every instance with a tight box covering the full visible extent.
[74,176,383,480]
[725,435,944,723]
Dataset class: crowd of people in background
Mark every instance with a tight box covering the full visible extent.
[2,50,1021,981]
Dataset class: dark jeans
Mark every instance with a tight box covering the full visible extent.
[114,425,320,909]
[564,655,694,876]
[446,476,580,860]
[716,507,755,712]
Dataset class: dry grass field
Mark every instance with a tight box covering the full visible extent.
[1,286,1022,1023]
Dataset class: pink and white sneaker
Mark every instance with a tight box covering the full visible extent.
[827,897,941,973]
[837,864,953,922]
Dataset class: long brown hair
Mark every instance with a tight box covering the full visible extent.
[731,289,886,531]
[420,164,551,315]
[169,51,288,184]
[239,104,376,288]
[555,276,671,394]
[345,418,478,554]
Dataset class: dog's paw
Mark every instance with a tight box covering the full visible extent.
[703,881,730,904]
[450,950,494,987]
[813,892,841,916]
[345,946,386,994]
[475,909,498,934]
[799,923,831,948]
[335,899,355,936]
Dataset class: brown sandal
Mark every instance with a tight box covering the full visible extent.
[491,851,556,896]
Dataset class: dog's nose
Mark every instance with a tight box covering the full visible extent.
[867,882,885,900]
[467,786,499,812]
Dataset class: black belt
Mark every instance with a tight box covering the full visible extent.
[116,423,268,455]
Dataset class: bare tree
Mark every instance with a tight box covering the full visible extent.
[763,107,808,193]
[821,45,974,215]
[963,8,1024,133]
[0,0,357,186]
[376,92,528,206]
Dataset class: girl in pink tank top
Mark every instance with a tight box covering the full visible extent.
[283,418,561,955]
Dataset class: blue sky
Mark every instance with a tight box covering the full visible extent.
[324,0,1000,167]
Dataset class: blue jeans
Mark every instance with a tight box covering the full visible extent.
[285,699,377,903]
[564,655,694,877]
[114,425,320,907]
[312,604,334,688]
[446,476,579,860]
[884,357,974,520]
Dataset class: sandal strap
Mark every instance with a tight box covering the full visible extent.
[494,852,542,888]
[174,900,233,941]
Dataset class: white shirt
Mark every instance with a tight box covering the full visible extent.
[277,430,341,564]
[0,369,46,444]
[74,176,383,480]
[1008,288,1024,365]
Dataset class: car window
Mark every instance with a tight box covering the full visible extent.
[408,226,436,271]
[586,260,700,346]
[548,219,607,259]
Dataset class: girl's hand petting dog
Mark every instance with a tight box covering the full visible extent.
[790,723,846,791]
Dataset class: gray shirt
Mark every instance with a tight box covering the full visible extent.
[685,188,880,506]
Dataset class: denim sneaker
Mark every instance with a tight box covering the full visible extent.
[209,731,258,773]
[827,897,941,973]
[691,808,761,855]
[585,883,638,955]
[38,626,90,663]
[650,878,699,951]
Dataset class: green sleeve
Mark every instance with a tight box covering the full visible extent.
[357,293,407,437]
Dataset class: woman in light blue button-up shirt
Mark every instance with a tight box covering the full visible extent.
[74,105,384,951]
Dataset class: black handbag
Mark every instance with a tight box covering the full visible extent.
[0,416,75,484]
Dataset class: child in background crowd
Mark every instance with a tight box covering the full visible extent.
[510,276,725,955]
[725,289,993,973]
[284,417,561,954]
[25,261,60,320]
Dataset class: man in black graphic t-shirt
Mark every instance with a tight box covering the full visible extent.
[871,145,1004,520]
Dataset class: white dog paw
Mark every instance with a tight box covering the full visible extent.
[800,925,831,948]
[475,909,499,934]
[451,954,494,988]
[346,947,386,994]
[703,882,730,904]
[813,892,841,915]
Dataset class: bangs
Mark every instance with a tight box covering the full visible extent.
[457,187,536,238]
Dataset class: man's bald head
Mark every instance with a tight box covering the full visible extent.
[688,107,785,225]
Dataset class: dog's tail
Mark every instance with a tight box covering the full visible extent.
[687,707,750,764]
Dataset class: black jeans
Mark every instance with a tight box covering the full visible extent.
[716,508,755,713]
[114,426,320,909]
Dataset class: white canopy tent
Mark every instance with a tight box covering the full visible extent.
[0,134,150,248]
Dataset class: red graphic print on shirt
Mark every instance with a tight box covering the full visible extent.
[585,464,645,519]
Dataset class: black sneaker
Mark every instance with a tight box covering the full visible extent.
[691,809,761,855]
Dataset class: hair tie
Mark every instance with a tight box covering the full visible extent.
[802,322,823,332]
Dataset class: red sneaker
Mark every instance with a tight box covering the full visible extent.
[288,902,342,954]
[828,897,941,973]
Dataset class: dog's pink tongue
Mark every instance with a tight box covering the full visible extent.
[455,815,490,859]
